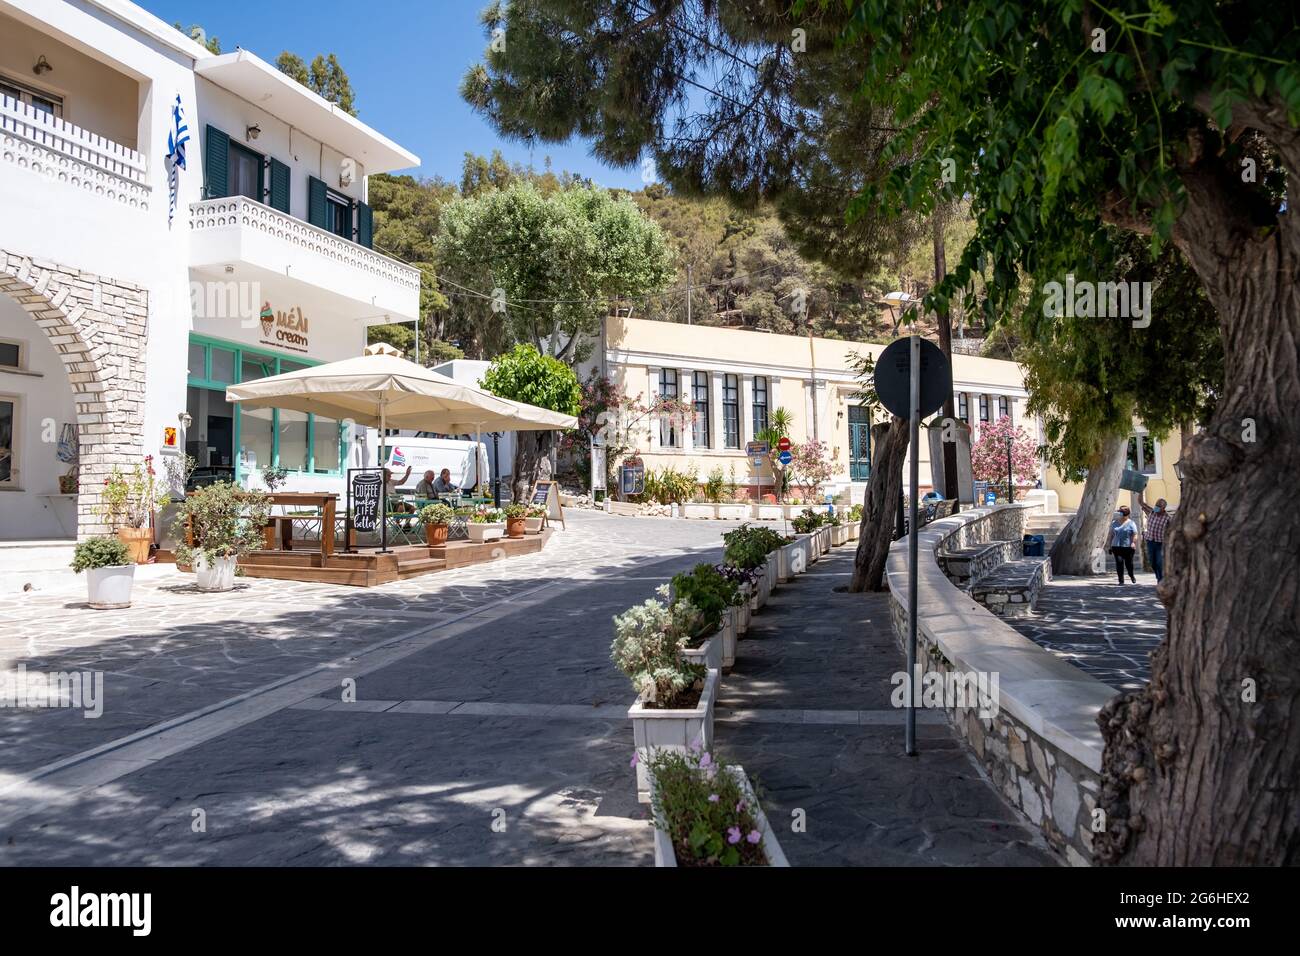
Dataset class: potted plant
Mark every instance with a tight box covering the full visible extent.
[172,481,270,592]
[646,748,789,866]
[467,507,505,544]
[524,503,547,533]
[96,457,170,564]
[71,536,135,610]
[671,564,740,671]
[419,502,455,546]
[503,503,528,538]
[847,503,863,541]
[612,588,718,803]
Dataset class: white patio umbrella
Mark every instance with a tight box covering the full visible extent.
[226,343,576,547]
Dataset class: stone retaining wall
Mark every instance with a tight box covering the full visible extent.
[937,538,1017,585]
[969,557,1052,618]
[885,503,1114,865]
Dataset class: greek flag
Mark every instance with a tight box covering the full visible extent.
[166,93,190,225]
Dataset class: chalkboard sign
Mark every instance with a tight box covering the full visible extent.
[352,470,383,532]
[531,479,565,528]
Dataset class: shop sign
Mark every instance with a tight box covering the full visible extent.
[259,303,310,354]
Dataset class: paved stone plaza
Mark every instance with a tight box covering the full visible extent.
[0,511,1052,865]
[1007,574,1166,691]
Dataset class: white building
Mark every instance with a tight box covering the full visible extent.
[0,0,421,541]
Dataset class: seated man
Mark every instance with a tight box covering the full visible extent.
[431,468,459,497]
[414,469,438,498]
[383,464,415,513]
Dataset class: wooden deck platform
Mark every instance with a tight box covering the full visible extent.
[178,531,553,587]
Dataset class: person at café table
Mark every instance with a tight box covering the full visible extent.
[414,469,438,498]
[383,464,414,512]
[430,468,459,497]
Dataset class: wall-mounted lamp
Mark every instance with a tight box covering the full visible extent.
[33,55,53,75]
[246,124,261,141]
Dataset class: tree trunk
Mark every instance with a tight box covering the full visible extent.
[511,431,549,505]
[1096,147,1300,864]
[1050,433,1127,575]
[932,212,961,511]
[849,416,909,592]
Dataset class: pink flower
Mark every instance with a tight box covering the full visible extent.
[707,794,719,803]
[746,829,762,844]
[726,826,741,844]
[735,800,746,813]
[699,752,713,768]
[629,752,639,768]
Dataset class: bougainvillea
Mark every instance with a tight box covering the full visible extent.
[970,417,1040,498]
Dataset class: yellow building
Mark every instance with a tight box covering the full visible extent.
[590,317,1185,510]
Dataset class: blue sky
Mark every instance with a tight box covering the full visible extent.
[141,0,646,189]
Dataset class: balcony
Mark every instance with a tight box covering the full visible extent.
[0,94,150,210]
[189,196,420,321]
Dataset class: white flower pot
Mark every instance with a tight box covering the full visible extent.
[468,522,504,544]
[629,669,719,803]
[765,553,779,592]
[832,523,848,546]
[680,631,722,672]
[652,765,790,867]
[720,609,737,668]
[734,591,751,634]
[848,520,860,541]
[194,553,238,592]
[86,564,135,609]
[683,503,718,519]
[755,503,785,521]
[524,516,544,534]
[716,504,751,521]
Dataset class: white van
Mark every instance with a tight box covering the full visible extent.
[365,433,490,493]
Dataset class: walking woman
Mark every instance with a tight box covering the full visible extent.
[1109,506,1139,585]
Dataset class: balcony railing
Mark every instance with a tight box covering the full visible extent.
[189,196,420,295]
[0,94,150,209]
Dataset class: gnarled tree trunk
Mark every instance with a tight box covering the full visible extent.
[511,431,551,505]
[1096,121,1300,864]
[1050,432,1127,575]
[849,416,909,592]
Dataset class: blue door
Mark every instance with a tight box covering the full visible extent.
[849,406,872,481]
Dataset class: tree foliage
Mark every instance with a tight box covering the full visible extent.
[481,343,582,416]
[275,52,358,116]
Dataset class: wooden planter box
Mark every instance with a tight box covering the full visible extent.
[629,669,719,803]
[651,766,791,867]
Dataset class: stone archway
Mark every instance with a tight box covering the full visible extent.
[0,249,148,539]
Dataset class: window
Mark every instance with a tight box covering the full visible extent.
[658,369,678,447]
[957,393,968,421]
[1127,434,1160,476]
[997,396,1010,421]
[978,395,990,422]
[324,191,353,239]
[0,396,15,485]
[752,376,769,436]
[228,141,264,202]
[0,75,62,118]
[692,371,710,448]
[0,340,22,371]
[723,374,740,449]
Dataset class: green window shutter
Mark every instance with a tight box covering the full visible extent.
[307,176,328,228]
[269,158,291,213]
[204,125,229,199]
[356,201,373,248]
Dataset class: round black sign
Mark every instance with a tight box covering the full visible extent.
[873,337,953,419]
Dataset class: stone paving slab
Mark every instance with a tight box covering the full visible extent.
[1006,574,1165,690]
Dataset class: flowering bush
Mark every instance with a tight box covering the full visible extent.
[786,439,836,499]
[647,747,768,866]
[610,585,703,707]
[526,504,548,518]
[971,416,1040,499]
[419,503,455,526]
[792,507,831,534]
[97,457,170,530]
[714,562,762,591]
[470,508,506,524]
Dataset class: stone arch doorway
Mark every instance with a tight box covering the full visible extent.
[0,249,147,539]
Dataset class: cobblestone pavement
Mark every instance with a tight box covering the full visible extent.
[0,512,1056,866]
[1006,573,1166,691]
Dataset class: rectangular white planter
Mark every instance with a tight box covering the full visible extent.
[651,765,791,867]
[716,504,751,521]
[831,524,848,547]
[468,522,504,543]
[630,669,719,802]
[734,588,751,634]
[847,521,860,541]
[682,503,718,519]
[754,503,784,521]
[680,632,722,672]
[524,516,544,534]
[720,608,736,668]
[765,553,779,592]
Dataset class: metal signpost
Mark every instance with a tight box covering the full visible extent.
[873,335,952,756]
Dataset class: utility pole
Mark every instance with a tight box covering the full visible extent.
[686,264,693,325]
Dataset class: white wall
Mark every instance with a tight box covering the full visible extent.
[0,294,78,537]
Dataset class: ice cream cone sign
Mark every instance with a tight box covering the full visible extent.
[260,303,274,337]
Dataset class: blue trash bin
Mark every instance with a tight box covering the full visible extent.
[1023,533,1045,557]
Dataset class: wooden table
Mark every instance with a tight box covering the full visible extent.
[186,491,338,558]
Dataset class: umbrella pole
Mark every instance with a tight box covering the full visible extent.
[379,401,389,554]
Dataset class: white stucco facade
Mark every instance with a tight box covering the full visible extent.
[0,0,420,540]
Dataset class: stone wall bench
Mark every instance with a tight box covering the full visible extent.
[884,503,1115,866]
[968,556,1052,618]
[937,539,1018,586]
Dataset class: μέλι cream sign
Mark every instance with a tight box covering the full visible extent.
[259,304,310,353]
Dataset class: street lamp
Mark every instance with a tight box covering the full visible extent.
[1006,435,1014,503]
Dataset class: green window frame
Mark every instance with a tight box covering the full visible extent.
[186,334,347,482]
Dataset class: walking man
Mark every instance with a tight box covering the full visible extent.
[1138,491,1172,583]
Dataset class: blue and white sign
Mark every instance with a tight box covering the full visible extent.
[778,450,793,466]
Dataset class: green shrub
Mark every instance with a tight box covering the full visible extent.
[703,468,727,503]
[504,504,528,519]
[671,563,741,638]
[172,481,270,566]
[70,536,131,572]
[419,503,455,525]
[722,523,785,569]
[610,585,704,707]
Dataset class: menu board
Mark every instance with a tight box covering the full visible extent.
[352,470,383,532]
[531,480,565,528]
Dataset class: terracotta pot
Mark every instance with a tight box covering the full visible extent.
[426,523,449,546]
[506,516,526,539]
[116,527,152,564]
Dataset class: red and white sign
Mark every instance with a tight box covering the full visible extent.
[777,436,792,452]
